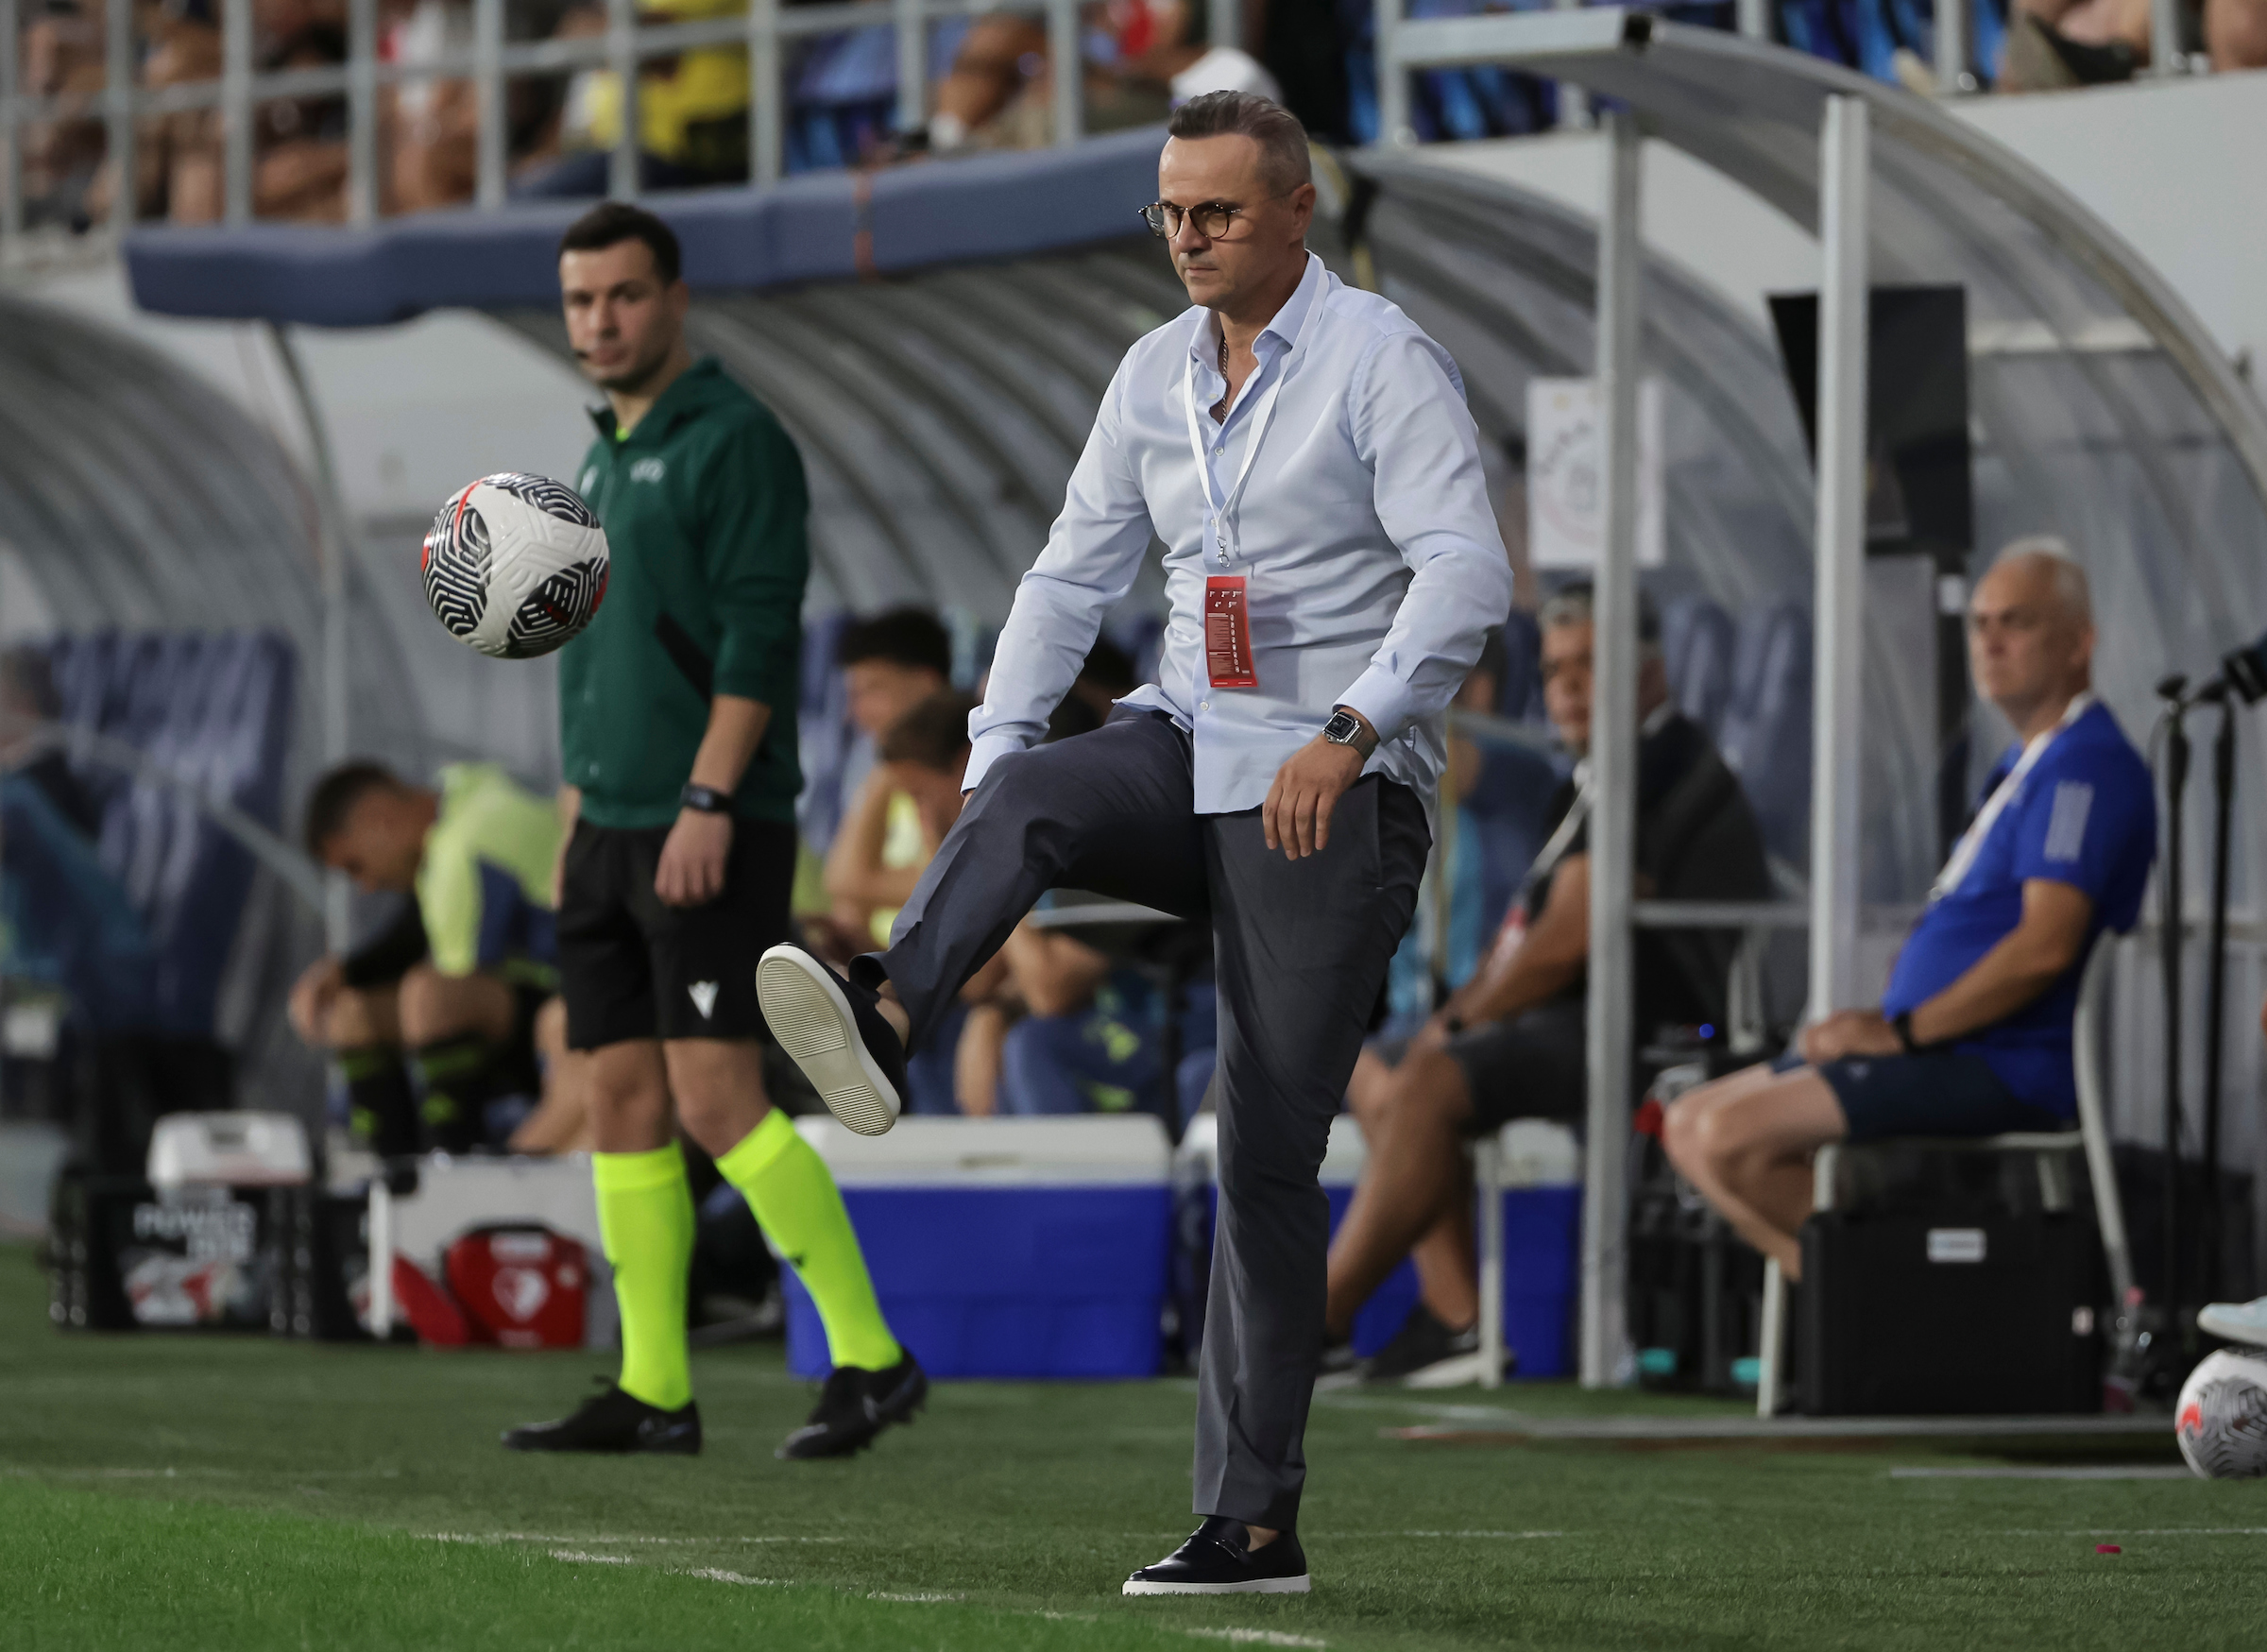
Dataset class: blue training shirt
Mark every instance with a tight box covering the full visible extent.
[1881,700,2156,1118]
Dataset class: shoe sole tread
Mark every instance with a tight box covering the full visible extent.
[756,947,900,1136]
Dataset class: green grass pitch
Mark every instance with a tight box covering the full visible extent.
[5,1243,2264,1651]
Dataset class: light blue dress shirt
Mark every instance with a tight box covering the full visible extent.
[965,251,1514,824]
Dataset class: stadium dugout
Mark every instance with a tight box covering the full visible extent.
[36,13,2267,1395]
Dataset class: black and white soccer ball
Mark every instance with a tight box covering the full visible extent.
[2176,1348,2267,1478]
[421,472,609,659]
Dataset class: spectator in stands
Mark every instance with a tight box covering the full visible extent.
[1324,583,1770,1382]
[515,0,750,196]
[290,759,588,1155]
[2208,0,2267,67]
[1665,542,2155,1282]
[386,0,583,213]
[822,607,953,947]
[922,0,1276,154]
[849,689,1010,1114]
[19,0,107,228]
[0,647,101,840]
[2001,0,2151,87]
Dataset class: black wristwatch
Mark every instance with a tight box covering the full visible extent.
[680,783,732,815]
[1321,707,1378,758]
[1890,1010,1920,1053]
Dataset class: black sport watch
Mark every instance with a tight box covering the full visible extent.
[680,783,732,815]
[1321,707,1378,758]
[1890,1010,1920,1053]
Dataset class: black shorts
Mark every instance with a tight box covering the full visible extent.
[1769,1047,2065,1142]
[1374,996,1589,1133]
[557,815,796,1050]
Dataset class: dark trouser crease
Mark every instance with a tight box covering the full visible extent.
[858,709,1427,1532]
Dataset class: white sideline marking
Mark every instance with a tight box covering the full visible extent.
[683,1569,788,1587]
[1891,1467,2191,1480]
[2004,1527,2267,1537]
[1388,1529,1565,1539]
[1183,1631,1327,1648]
[420,1532,846,1546]
[550,1550,633,1564]
[1042,1611,1101,1623]
[869,1591,965,1604]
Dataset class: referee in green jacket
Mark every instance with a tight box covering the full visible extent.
[504,201,924,1460]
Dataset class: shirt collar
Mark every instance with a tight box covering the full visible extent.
[1187,249,1328,371]
[587,356,724,444]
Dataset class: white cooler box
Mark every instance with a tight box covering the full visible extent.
[369,1154,615,1350]
[784,1116,1172,1381]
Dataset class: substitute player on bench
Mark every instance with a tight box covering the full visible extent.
[504,201,922,1460]
[757,94,1512,1591]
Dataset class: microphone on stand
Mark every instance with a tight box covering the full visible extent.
[2183,628,2267,707]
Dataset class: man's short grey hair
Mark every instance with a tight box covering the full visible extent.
[1538,583,1663,659]
[1991,536,2093,626]
[1166,91,1312,194]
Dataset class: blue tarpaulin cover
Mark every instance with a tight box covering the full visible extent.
[125,126,1168,327]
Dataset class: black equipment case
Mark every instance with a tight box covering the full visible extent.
[1798,1207,2102,1414]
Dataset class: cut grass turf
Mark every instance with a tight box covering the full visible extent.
[3,1241,2263,1651]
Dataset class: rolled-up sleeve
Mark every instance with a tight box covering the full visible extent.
[1336,331,1514,742]
[966,363,1157,791]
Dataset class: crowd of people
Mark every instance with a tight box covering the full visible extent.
[13,0,2262,229]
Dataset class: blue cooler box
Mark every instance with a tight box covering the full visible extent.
[782,1116,1172,1380]
[1177,1114,1581,1377]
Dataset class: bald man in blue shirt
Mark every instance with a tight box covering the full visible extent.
[1665,541,2156,1284]
[758,91,1513,1594]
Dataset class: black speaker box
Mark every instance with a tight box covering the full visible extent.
[1798,1208,2103,1415]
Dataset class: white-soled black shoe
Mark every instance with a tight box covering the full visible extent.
[755,944,907,1136]
[1123,1517,1310,1595]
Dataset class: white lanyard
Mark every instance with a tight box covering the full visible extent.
[1931,691,2094,902]
[1183,326,1292,570]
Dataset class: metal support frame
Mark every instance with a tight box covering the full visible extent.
[1578,108,1642,1390]
[1809,94,1868,1027]
[474,0,507,210]
[1376,0,1411,145]
[1047,0,1082,150]
[1555,0,1592,129]
[1212,0,1242,50]
[103,0,133,233]
[0,0,19,239]
[222,0,253,224]
[0,0,1113,241]
[347,0,379,223]
[2149,0,2184,76]
[750,0,783,186]
[1934,0,1969,93]
[1736,0,1768,40]
[267,323,354,953]
[894,0,927,138]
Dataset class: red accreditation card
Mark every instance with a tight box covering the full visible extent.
[1204,575,1257,689]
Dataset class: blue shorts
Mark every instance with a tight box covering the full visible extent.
[1769,1047,2065,1143]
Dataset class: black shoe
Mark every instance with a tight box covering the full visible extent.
[776,1352,928,1459]
[1123,1517,1311,1595]
[756,945,908,1136]
[500,1380,702,1454]
[1363,1303,1479,1383]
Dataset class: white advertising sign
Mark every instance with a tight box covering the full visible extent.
[1526,377,1665,571]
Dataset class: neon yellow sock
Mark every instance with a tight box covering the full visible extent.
[590,1143,694,1410]
[717,1110,900,1371]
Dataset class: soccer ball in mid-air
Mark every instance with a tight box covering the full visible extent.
[421,473,609,658]
[2175,1348,2267,1478]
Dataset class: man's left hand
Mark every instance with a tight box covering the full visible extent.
[656,809,733,907]
[1799,1008,1901,1065]
[1263,736,1368,860]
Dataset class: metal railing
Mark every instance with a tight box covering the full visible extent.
[0,0,1241,240]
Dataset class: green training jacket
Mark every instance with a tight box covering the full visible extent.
[559,358,810,830]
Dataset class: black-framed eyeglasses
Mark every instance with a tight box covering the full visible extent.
[1137,192,1293,240]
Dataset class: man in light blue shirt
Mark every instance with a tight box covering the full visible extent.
[759,91,1513,1595]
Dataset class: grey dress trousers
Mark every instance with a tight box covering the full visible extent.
[852,707,1428,1532]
